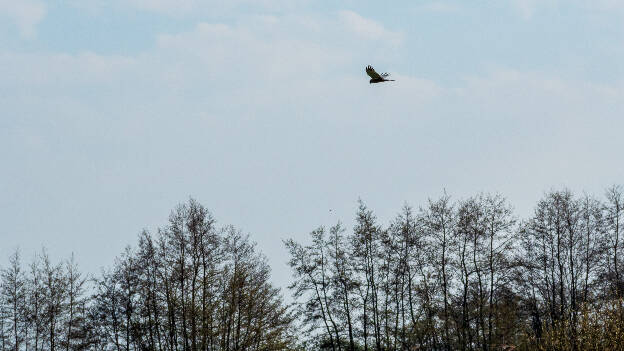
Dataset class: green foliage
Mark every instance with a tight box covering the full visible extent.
[516,299,624,351]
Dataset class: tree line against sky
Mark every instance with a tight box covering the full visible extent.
[1,186,623,350]
[286,186,624,351]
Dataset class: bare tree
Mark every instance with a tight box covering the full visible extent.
[62,253,88,351]
[352,200,382,351]
[421,193,456,350]
[0,250,26,351]
[605,185,624,296]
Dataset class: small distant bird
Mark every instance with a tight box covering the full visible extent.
[366,65,395,84]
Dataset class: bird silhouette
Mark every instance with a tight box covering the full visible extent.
[366,65,395,84]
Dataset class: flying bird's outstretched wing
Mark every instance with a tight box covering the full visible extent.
[366,65,383,80]
[366,65,394,83]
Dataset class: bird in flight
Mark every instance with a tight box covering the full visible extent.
[366,65,395,84]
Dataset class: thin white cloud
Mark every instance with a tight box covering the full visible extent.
[0,0,46,38]
[339,10,403,47]
[72,0,307,16]
[463,68,624,98]
[511,0,540,19]
[126,0,201,15]
[0,51,136,88]
[456,68,624,140]
[580,0,624,13]
[417,1,462,13]
[0,11,428,114]
[509,0,624,19]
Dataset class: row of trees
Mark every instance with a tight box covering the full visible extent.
[2,187,623,350]
[0,250,87,351]
[285,186,624,350]
[0,199,295,351]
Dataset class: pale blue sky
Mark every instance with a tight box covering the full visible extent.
[1,0,623,289]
